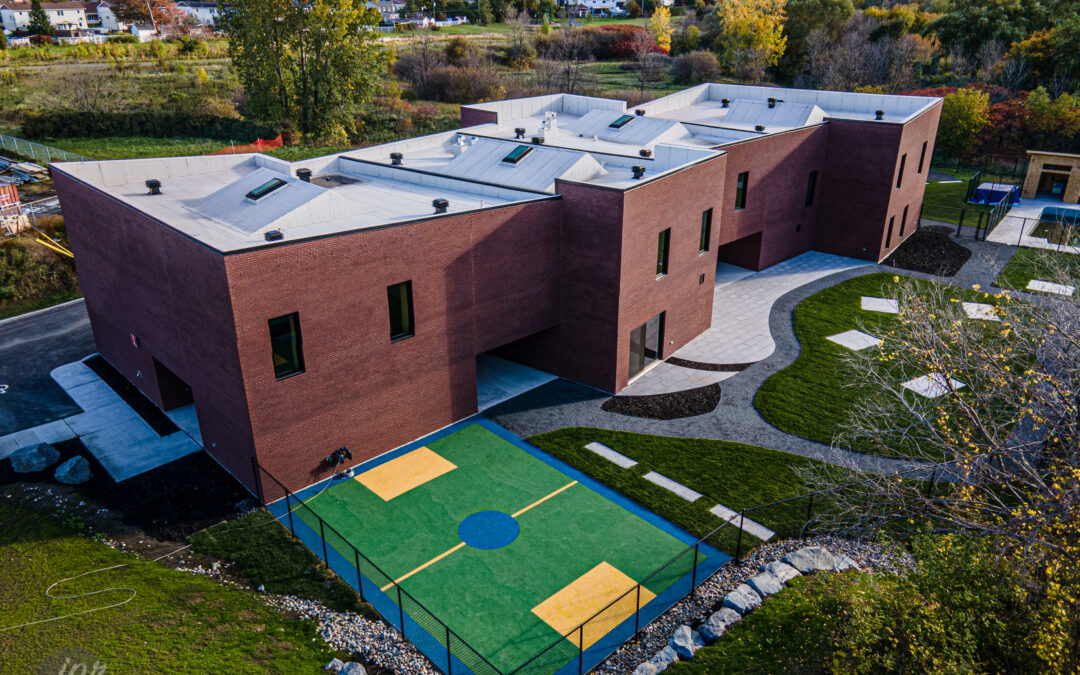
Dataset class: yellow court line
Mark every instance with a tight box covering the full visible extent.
[512,480,578,518]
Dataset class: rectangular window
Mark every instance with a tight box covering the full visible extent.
[699,209,712,253]
[246,177,287,202]
[609,114,634,129]
[656,229,670,277]
[805,170,818,206]
[886,216,895,249]
[502,145,533,164]
[896,154,906,189]
[734,171,749,210]
[387,281,414,341]
[900,205,909,236]
[917,141,927,174]
[268,313,304,380]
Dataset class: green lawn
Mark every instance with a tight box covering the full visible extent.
[921,168,997,226]
[995,247,1080,292]
[526,427,836,554]
[582,61,685,96]
[0,504,345,673]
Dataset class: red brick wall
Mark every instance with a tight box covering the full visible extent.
[51,170,259,490]
[460,107,499,128]
[225,199,562,490]
[883,103,942,256]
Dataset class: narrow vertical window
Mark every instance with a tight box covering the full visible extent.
[900,205,909,236]
[886,216,895,249]
[388,281,414,341]
[896,154,906,189]
[805,170,818,206]
[734,171,749,210]
[917,141,927,174]
[268,313,304,379]
[656,229,670,277]
[699,208,712,253]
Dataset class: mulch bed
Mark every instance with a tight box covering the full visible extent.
[602,383,721,420]
[883,226,972,277]
[84,355,180,436]
[665,356,755,372]
[1,438,251,540]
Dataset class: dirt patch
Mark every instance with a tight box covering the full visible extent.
[602,383,721,420]
[883,226,972,277]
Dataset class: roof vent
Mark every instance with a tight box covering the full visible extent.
[639,148,652,158]
[145,179,162,195]
[721,98,730,108]
[875,109,885,120]
[631,165,646,180]
[264,229,284,241]
[433,198,449,214]
[768,97,777,108]
[514,127,526,139]
[390,152,403,165]
[296,168,312,183]
[635,108,646,116]
[755,124,765,132]
[531,136,544,145]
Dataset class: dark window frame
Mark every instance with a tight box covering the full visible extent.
[246,177,287,202]
[917,141,927,174]
[699,208,713,254]
[886,216,895,249]
[896,154,906,189]
[805,170,818,206]
[656,228,671,278]
[387,281,415,342]
[734,171,749,210]
[900,205,909,236]
[268,312,305,380]
[502,145,533,164]
[609,114,634,129]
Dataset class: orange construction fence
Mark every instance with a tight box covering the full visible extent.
[210,134,285,155]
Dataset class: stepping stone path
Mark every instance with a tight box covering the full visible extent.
[902,373,966,398]
[669,625,704,659]
[861,296,900,314]
[962,302,1000,321]
[709,503,775,541]
[826,329,883,351]
[585,442,638,468]
[643,471,702,502]
[1027,279,1075,297]
[698,607,741,644]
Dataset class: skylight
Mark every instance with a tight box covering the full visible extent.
[245,178,287,202]
[609,114,635,129]
[502,145,534,165]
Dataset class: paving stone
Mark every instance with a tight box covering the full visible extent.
[722,584,762,615]
[747,571,784,597]
[643,471,702,502]
[962,302,1000,321]
[669,625,704,659]
[861,296,900,313]
[760,561,801,583]
[709,503,775,541]
[826,329,882,351]
[584,442,637,468]
[698,608,741,644]
[1027,279,1075,296]
[902,373,966,398]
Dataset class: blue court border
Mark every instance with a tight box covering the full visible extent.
[266,415,730,674]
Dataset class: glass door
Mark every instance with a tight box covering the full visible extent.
[628,312,665,380]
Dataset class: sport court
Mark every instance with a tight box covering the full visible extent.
[272,420,725,674]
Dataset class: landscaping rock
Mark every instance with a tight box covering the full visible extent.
[10,443,60,473]
[54,456,92,484]
[324,659,345,673]
[833,554,858,572]
[721,584,761,615]
[698,608,741,644]
[669,625,704,659]
[649,645,679,672]
[782,546,837,573]
[747,571,784,597]
[632,662,658,675]
[760,561,801,583]
[340,663,366,675]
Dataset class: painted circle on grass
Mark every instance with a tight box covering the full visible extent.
[458,511,520,550]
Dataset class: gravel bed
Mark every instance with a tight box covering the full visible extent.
[592,535,912,674]
[266,595,438,675]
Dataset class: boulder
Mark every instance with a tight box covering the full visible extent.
[669,624,704,659]
[760,561,801,583]
[632,662,658,675]
[54,456,92,485]
[782,546,836,573]
[747,571,784,597]
[698,607,741,644]
[649,645,679,672]
[324,659,345,672]
[722,584,761,615]
[340,664,366,675]
[10,443,60,473]
[833,554,858,572]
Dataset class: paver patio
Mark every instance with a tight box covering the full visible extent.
[826,329,882,351]
[902,373,966,398]
[1027,279,1075,297]
[860,296,900,314]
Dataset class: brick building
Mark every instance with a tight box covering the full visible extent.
[51,84,941,493]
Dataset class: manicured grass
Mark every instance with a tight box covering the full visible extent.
[38,136,226,160]
[921,169,995,226]
[527,427,835,554]
[0,504,345,672]
[668,571,871,674]
[0,289,81,321]
[187,509,373,616]
[995,247,1080,292]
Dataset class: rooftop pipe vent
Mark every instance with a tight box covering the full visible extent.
[639,148,652,158]
[755,124,765,132]
[514,127,526,139]
[390,152,403,165]
[635,108,646,116]
[875,109,885,120]
[433,198,449,214]
[531,136,544,145]
[264,229,284,241]
[631,165,646,180]
[768,97,777,108]
[721,98,730,108]
[296,168,312,183]
[145,179,162,195]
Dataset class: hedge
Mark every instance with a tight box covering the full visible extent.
[21,111,279,142]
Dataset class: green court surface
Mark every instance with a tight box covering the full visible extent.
[295,422,701,673]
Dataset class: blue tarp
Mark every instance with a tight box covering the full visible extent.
[969,182,1020,206]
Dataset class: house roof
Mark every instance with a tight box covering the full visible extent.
[0,1,88,10]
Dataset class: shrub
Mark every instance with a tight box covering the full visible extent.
[669,49,721,84]
[21,111,278,142]
[444,35,478,65]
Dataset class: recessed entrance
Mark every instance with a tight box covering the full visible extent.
[152,357,193,410]
[1036,168,1070,200]
[628,312,664,380]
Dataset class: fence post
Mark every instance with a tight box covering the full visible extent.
[354,548,365,602]
[803,494,814,536]
[916,205,923,229]
[285,492,295,534]
[734,511,745,564]
[634,584,641,634]
[397,586,405,636]
[976,212,985,240]
[690,543,699,599]
[319,518,328,563]
[578,625,584,675]
[1018,218,1026,247]
[250,457,264,506]
[446,625,452,675]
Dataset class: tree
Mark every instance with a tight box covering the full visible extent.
[220,0,385,140]
[541,12,550,35]
[937,87,989,154]
[475,0,494,25]
[28,0,54,35]
[779,0,852,80]
[929,0,1044,59]
[534,27,593,94]
[669,49,721,84]
[630,28,667,93]
[710,0,787,78]
[111,0,186,33]
[503,6,535,69]
[647,5,673,52]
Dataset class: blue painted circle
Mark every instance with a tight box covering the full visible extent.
[458,511,520,550]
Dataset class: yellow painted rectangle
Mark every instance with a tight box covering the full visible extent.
[355,447,457,501]
[531,561,656,649]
